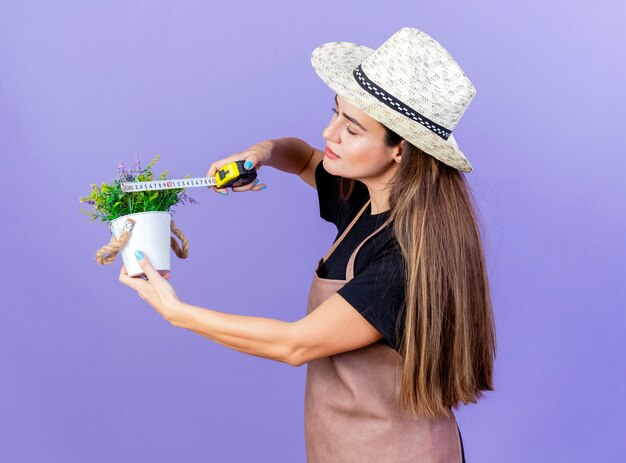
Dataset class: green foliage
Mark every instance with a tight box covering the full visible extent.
[79,154,199,225]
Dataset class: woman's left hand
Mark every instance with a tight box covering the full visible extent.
[118,250,181,323]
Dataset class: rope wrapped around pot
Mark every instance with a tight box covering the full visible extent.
[95,217,189,265]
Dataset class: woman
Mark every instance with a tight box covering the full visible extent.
[120,27,496,462]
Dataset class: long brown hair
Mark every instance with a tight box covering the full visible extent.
[338,127,496,418]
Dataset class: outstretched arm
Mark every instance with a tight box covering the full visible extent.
[170,302,294,364]
[169,292,383,367]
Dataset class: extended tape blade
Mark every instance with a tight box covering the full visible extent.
[121,176,218,193]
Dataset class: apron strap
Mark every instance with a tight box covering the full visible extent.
[346,215,394,280]
[321,198,372,264]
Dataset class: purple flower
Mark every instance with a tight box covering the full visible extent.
[178,191,200,205]
[115,155,144,182]
[131,154,142,175]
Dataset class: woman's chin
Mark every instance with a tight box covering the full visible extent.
[323,157,341,175]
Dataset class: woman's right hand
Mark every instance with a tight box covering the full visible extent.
[206,140,273,195]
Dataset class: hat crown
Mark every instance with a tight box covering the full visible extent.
[360,27,476,131]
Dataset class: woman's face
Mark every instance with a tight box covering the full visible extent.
[322,94,401,180]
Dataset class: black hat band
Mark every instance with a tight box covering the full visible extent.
[352,64,452,140]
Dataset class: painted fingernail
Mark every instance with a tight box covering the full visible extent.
[260,185,267,190]
[244,160,253,169]
[220,190,228,195]
[253,179,260,185]
[135,250,144,260]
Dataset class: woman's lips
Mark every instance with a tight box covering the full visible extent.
[325,146,340,159]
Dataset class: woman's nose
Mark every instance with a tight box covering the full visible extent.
[322,119,341,143]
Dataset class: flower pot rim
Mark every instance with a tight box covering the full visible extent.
[109,211,172,234]
[110,210,172,224]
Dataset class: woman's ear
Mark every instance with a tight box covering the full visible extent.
[393,140,404,163]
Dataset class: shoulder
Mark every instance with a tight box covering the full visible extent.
[367,232,405,279]
[348,217,405,286]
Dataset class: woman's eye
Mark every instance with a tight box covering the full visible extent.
[331,106,357,135]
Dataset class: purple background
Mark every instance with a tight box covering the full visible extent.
[1,1,624,461]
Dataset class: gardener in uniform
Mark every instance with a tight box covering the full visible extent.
[120,27,496,462]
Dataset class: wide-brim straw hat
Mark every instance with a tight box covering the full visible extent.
[311,27,477,173]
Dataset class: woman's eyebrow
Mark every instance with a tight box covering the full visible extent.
[334,94,368,132]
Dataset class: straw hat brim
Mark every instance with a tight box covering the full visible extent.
[311,41,473,173]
